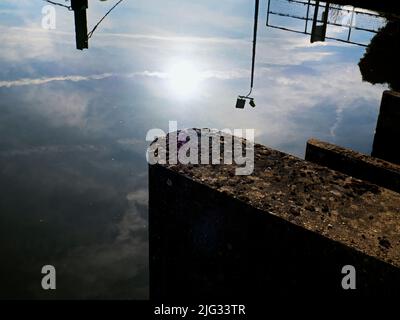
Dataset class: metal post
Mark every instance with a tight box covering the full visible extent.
[372,91,400,164]
[347,7,356,42]
[266,0,271,26]
[250,0,260,90]
[71,0,89,50]
[305,0,311,33]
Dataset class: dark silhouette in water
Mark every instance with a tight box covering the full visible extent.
[357,17,400,164]
[266,0,385,47]
[71,0,89,50]
[44,0,123,50]
[236,0,259,109]
[359,19,400,91]
[327,0,400,15]
[372,90,400,165]
[310,1,329,43]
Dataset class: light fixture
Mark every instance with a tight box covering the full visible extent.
[235,0,259,109]
[236,97,246,109]
[235,96,256,109]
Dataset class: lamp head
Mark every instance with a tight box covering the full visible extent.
[235,97,246,109]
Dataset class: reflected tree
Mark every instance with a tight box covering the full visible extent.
[359,18,400,91]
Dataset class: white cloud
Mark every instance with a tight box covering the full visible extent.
[0,71,165,88]
[0,68,248,89]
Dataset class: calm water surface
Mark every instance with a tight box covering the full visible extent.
[0,0,389,298]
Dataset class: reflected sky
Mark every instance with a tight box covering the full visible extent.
[0,0,389,299]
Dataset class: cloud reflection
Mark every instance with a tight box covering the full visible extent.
[0,0,389,299]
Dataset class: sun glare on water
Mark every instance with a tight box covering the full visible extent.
[166,61,202,99]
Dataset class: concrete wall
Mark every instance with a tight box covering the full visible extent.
[305,138,400,193]
[372,90,400,165]
[149,132,400,299]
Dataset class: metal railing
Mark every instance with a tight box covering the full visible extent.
[266,0,387,47]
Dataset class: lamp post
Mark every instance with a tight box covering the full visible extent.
[236,0,259,109]
[71,0,89,50]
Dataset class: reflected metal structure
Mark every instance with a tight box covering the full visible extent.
[236,0,259,109]
[43,0,124,50]
[266,0,386,47]
[71,0,89,50]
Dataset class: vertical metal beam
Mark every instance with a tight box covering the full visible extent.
[250,0,260,89]
[71,0,89,50]
[311,0,320,38]
[311,1,329,43]
[266,0,271,26]
[347,7,356,42]
[322,2,330,38]
[305,0,311,33]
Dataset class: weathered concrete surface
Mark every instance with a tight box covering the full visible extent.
[150,130,400,299]
[306,138,400,193]
[372,90,400,164]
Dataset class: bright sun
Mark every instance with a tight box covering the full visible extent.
[166,61,202,99]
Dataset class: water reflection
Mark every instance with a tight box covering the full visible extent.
[359,18,400,91]
[44,0,122,50]
[71,0,89,49]
[166,61,202,99]
[266,0,388,47]
[0,0,399,299]
[266,0,400,163]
